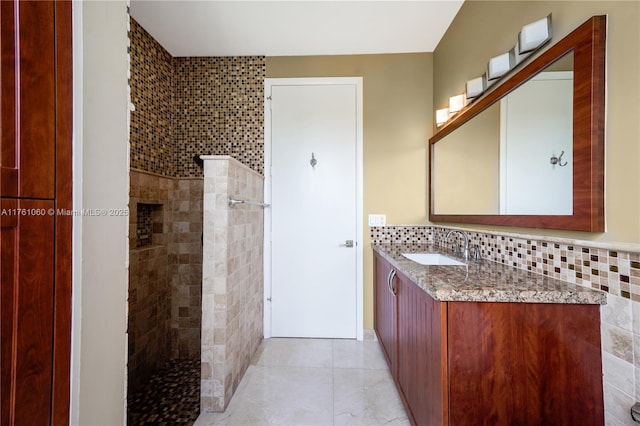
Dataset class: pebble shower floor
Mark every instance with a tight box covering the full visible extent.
[128,359,200,425]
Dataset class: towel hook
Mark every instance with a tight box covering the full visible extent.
[550,150,568,167]
[310,152,317,169]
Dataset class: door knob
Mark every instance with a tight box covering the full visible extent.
[343,240,354,248]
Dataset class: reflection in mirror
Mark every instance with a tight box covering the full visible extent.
[433,51,574,216]
[429,15,605,232]
[433,102,500,214]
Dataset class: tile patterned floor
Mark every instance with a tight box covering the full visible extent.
[195,338,409,426]
[128,359,201,425]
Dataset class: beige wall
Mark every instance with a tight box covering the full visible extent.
[267,54,433,329]
[433,1,640,246]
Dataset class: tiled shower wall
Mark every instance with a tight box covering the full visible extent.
[201,156,264,412]
[128,171,173,394]
[169,178,204,359]
[129,171,204,365]
[130,18,175,176]
[371,225,640,425]
[130,18,265,179]
[129,18,265,371]
[174,56,265,177]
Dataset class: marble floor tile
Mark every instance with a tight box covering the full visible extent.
[255,337,333,368]
[332,339,389,370]
[333,369,409,426]
[195,338,409,426]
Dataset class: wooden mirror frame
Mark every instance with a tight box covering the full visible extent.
[429,15,605,232]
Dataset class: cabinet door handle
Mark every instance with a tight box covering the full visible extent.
[387,269,397,296]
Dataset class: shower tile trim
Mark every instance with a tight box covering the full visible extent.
[200,155,265,180]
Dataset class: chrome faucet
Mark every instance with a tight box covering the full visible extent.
[446,229,470,260]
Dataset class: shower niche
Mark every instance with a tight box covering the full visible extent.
[136,202,164,247]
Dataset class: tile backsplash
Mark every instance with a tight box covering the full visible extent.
[371,225,640,301]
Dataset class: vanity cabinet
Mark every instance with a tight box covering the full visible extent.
[373,252,604,426]
[374,253,447,425]
[373,253,397,375]
[395,270,447,426]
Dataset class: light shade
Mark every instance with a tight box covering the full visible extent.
[514,38,531,65]
[466,75,487,99]
[449,94,465,114]
[487,50,515,81]
[518,15,552,54]
[436,108,449,126]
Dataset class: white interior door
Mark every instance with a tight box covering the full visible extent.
[267,80,360,339]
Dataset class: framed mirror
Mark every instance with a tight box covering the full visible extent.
[429,15,605,232]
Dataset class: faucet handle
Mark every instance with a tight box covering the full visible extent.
[470,245,482,262]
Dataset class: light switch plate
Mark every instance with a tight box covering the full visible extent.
[368,214,386,227]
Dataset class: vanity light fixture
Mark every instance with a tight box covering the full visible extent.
[436,108,449,127]
[514,38,532,65]
[435,14,552,128]
[449,94,466,114]
[466,75,487,99]
[518,15,552,54]
[487,49,515,81]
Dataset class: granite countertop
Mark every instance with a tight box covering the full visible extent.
[373,244,607,305]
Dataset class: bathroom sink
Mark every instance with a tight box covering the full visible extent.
[402,253,466,266]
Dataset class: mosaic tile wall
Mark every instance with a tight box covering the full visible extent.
[370,225,640,423]
[202,156,264,412]
[169,178,204,359]
[130,18,266,179]
[130,19,175,176]
[173,56,265,178]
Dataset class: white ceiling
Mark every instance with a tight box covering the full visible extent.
[129,1,464,57]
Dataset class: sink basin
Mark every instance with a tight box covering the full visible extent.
[402,253,466,266]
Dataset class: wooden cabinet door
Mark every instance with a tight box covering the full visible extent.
[0,1,72,424]
[373,254,397,374]
[1,199,55,425]
[447,302,604,426]
[1,0,56,199]
[396,272,447,426]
